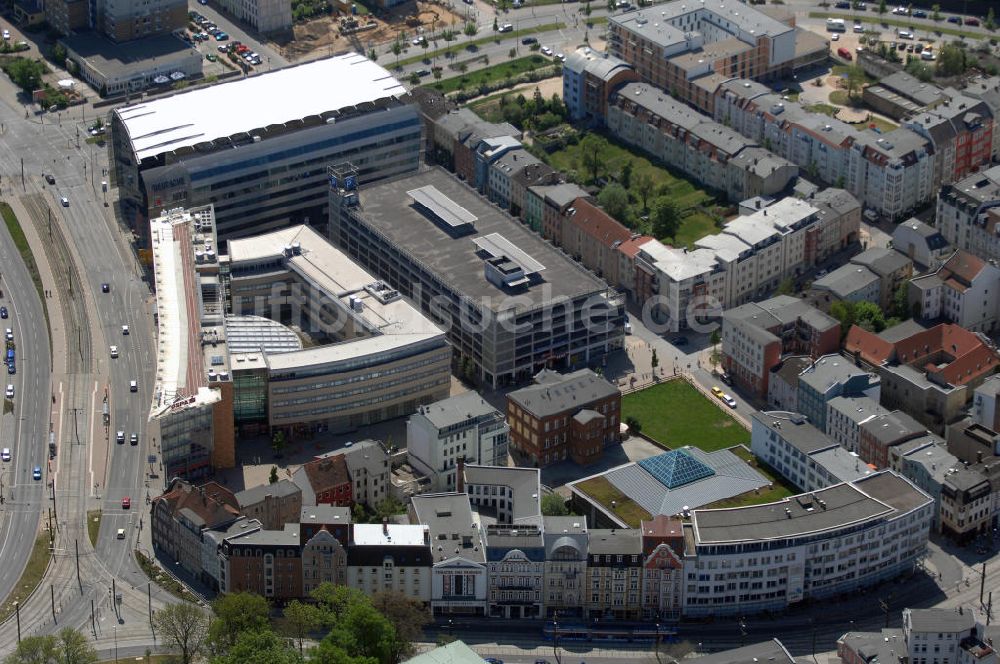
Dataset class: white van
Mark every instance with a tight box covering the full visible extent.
[116,528,126,540]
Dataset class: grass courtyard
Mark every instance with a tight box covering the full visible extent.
[431,55,555,95]
[623,380,749,452]
[700,446,798,509]
[544,134,721,248]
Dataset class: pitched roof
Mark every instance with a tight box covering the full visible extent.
[508,369,619,418]
[235,479,301,507]
[154,479,241,530]
[300,454,351,493]
[937,250,987,293]
[566,199,634,250]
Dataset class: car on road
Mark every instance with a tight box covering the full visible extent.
[834,0,849,7]
[44,174,55,185]
[522,37,537,45]
[217,44,228,52]
[130,380,137,392]
[499,22,513,32]
[110,345,118,358]
[722,394,737,408]
[412,37,424,46]
[556,53,565,61]
[116,431,125,444]
[116,528,125,539]
[670,335,688,346]
[60,196,69,207]
[711,386,724,398]
[947,15,961,23]
[720,371,732,385]
[0,448,9,462]
[130,433,138,446]
[7,362,13,375]
[215,32,228,40]
[32,466,41,480]
[5,385,12,399]
[415,68,431,76]
[965,18,979,26]
[540,46,553,55]
[484,659,504,664]
[912,9,927,17]
[101,283,109,293]
[2,30,9,40]
[122,496,131,509]
[0,307,7,319]
[5,328,12,342]
[122,324,129,335]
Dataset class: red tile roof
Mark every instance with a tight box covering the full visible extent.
[846,322,999,387]
[302,454,351,493]
[938,250,987,293]
[154,479,240,528]
[618,235,654,258]
[567,199,634,250]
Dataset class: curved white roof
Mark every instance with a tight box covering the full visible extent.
[116,53,406,162]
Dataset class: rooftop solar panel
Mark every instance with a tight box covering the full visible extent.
[638,449,715,490]
[473,233,547,275]
[408,185,477,229]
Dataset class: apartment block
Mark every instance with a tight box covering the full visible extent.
[506,369,621,467]
[607,82,799,203]
[428,107,519,180]
[795,354,880,432]
[234,479,302,530]
[826,395,886,453]
[562,47,639,123]
[858,410,928,470]
[100,0,186,42]
[459,463,542,526]
[347,523,433,603]
[152,479,241,580]
[485,523,545,618]
[542,516,588,617]
[586,528,642,620]
[892,218,951,272]
[846,321,1000,432]
[840,607,998,664]
[528,182,590,240]
[905,92,994,188]
[721,295,841,399]
[639,516,685,621]
[220,524,303,600]
[215,0,291,33]
[910,250,1000,333]
[407,392,510,492]
[557,198,637,291]
[937,167,1000,263]
[606,0,809,115]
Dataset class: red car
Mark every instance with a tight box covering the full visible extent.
[121,496,131,509]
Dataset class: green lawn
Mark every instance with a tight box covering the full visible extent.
[828,90,852,106]
[0,202,44,305]
[88,510,102,548]
[804,102,840,117]
[431,55,554,94]
[623,380,749,452]
[545,133,718,247]
[700,455,797,509]
[575,476,652,527]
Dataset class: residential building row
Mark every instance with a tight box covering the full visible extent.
[839,607,1000,664]
[153,467,932,619]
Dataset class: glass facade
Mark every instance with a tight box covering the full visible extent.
[233,367,268,425]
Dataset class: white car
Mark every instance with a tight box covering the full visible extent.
[217,44,228,53]
[722,394,737,408]
[122,324,129,335]
[60,196,69,207]
[412,37,422,46]
[4,328,11,341]
[130,380,137,392]
[831,33,840,41]
[110,345,118,358]
[5,385,13,399]
[0,448,9,462]
[2,30,9,40]
[853,23,863,32]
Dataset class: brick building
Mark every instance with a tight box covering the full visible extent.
[220,524,303,601]
[292,453,352,506]
[507,369,621,467]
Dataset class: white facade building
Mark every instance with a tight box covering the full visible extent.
[346,523,432,603]
[407,393,510,492]
[216,0,291,33]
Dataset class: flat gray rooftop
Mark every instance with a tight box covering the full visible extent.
[63,32,196,79]
[356,169,610,308]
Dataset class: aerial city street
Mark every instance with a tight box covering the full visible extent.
[0,0,999,661]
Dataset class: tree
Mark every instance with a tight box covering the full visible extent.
[651,348,659,370]
[829,300,856,338]
[283,600,323,657]
[854,300,887,333]
[579,133,608,183]
[635,172,655,212]
[776,277,795,295]
[508,47,516,58]
[373,496,406,521]
[624,416,642,436]
[464,22,477,36]
[51,43,67,66]
[269,466,279,484]
[931,4,940,21]
[905,58,934,81]
[650,197,682,240]
[4,635,59,664]
[211,630,299,664]
[391,40,402,66]
[987,7,996,31]
[845,65,866,100]
[311,583,370,628]
[368,47,377,60]
[878,0,886,14]
[541,493,569,516]
[0,58,47,93]
[597,183,629,222]
[272,429,286,456]
[154,602,210,664]
[56,628,99,664]
[370,591,432,662]
[620,160,634,190]
[208,592,271,654]
[892,283,911,320]
[937,42,966,76]
[710,329,721,348]
[319,595,400,664]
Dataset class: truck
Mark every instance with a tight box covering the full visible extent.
[826,18,846,32]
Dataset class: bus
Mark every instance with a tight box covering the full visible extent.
[826,18,846,31]
[542,621,677,644]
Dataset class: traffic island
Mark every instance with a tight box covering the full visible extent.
[0,532,52,622]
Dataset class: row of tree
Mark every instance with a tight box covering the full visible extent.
[5,586,431,664]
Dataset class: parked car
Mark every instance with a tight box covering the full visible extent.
[116,528,126,539]
[540,46,553,55]
[831,33,840,41]
[116,431,125,444]
[33,466,41,481]
[965,17,979,26]
[0,448,9,462]
[521,37,537,45]
[947,15,961,23]
[101,283,110,293]
[711,386,724,398]
[0,307,7,319]
[912,9,926,18]
[4,385,12,399]
[45,174,55,185]
[722,394,737,408]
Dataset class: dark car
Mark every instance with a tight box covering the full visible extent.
[415,68,431,77]
[44,174,55,185]
[834,0,850,7]
[0,308,7,319]
[965,17,979,26]
[101,283,110,293]
[671,336,689,346]
[521,36,537,45]
[947,15,961,23]
[912,9,926,17]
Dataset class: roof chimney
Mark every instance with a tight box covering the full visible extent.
[456,457,466,493]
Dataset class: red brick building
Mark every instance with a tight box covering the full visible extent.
[220,524,303,601]
[507,369,621,467]
[292,453,352,506]
[857,410,927,469]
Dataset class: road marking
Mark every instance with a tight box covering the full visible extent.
[88,380,99,497]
